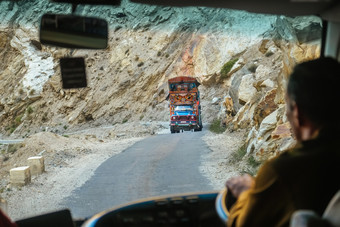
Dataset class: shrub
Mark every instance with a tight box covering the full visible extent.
[15,116,22,124]
[8,114,23,134]
[247,155,262,169]
[26,106,33,114]
[42,112,48,122]
[29,89,35,96]
[7,143,22,154]
[231,143,247,162]
[209,119,226,134]
[220,58,238,78]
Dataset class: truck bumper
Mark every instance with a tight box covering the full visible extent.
[170,122,199,131]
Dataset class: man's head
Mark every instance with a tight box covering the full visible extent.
[286,57,340,141]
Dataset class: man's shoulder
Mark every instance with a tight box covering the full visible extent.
[265,141,340,180]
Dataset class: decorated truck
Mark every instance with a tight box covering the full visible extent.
[167,76,202,133]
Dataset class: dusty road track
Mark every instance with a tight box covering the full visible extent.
[62,131,213,218]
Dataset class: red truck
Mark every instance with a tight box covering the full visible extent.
[168,76,203,133]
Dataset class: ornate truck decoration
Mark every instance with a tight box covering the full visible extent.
[167,76,203,133]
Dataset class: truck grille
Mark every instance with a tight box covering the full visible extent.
[178,116,189,121]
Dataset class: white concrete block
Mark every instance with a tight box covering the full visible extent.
[10,166,31,186]
[0,198,7,214]
[27,156,45,175]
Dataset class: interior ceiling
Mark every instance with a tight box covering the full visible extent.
[129,0,338,17]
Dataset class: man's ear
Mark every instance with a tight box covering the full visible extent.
[292,102,320,141]
[294,103,312,128]
[291,102,302,127]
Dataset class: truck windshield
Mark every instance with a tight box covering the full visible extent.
[174,106,194,113]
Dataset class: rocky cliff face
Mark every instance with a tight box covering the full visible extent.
[0,0,321,160]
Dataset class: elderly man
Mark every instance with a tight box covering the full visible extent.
[226,57,340,227]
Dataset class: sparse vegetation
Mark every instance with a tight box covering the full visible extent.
[7,143,23,154]
[29,89,35,96]
[220,58,238,78]
[7,114,24,134]
[42,112,48,122]
[247,155,262,169]
[15,115,22,124]
[209,119,226,134]
[26,106,33,114]
[227,143,262,176]
[137,62,144,67]
[231,143,247,162]
[228,142,263,176]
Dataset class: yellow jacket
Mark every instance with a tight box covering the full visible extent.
[227,136,340,227]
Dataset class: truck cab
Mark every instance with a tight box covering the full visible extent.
[171,105,197,133]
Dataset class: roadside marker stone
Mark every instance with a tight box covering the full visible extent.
[10,166,31,186]
[0,197,7,214]
[27,156,45,175]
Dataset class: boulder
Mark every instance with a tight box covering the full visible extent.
[273,16,298,42]
[253,88,278,128]
[238,74,257,104]
[232,101,257,130]
[198,73,218,86]
[224,95,235,116]
[271,122,291,139]
[260,79,275,88]
[246,109,279,159]
[10,166,31,187]
[289,16,322,43]
[211,97,220,105]
[27,156,45,175]
[255,65,271,81]
[290,42,321,63]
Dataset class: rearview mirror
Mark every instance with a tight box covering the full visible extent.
[40,14,108,49]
